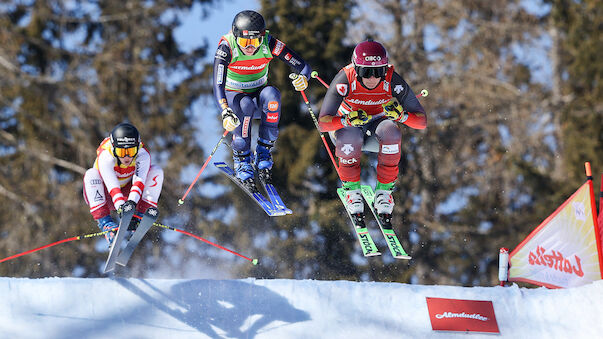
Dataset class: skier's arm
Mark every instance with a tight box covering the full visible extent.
[318,70,348,132]
[97,150,127,210]
[212,41,232,111]
[391,72,427,129]
[268,35,312,79]
[128,148,151,204]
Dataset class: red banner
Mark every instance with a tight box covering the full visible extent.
[426,297,499,333]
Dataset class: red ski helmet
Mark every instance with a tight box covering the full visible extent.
[352,40,388,67]
[352,40,388,78]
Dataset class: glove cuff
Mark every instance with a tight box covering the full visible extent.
[397,112,409,123]
[340,116,350,127]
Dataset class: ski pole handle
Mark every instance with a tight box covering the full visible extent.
[311,71,330,89]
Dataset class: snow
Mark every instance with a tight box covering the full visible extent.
[1,277,602,338]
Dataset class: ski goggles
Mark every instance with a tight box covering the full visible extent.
[114,146,138,158]
[236,36,263,48]
[356,65,387,78]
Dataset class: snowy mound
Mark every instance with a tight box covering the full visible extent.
[1,277,601,338]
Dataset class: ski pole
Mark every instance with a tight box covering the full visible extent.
[0,230,108,263]
[1,222,259,265]
[178,130,229,205]
[290,73,342,178]
[152,222,258,265]
[310,70,429,98]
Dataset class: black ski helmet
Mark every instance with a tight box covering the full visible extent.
[110,123,140,149]
[232,10,265,39]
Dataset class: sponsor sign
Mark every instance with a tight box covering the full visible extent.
[508,181,603,288]
[242,117,251,138]
[267,101,279,111]
[272,40,285,56]
[266,112,278,122]
[381,144,399,154]
[426,297,499,333]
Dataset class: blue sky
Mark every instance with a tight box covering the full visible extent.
[173,0,259,55]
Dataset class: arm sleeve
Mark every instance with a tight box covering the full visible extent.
[127,148,151,203]
[213,41,232,111]
[268,35,312,79]
[318,70,349,132]
[97,150,126,209]
[391,72,427,130]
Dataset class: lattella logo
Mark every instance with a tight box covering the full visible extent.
[435,312,489,321]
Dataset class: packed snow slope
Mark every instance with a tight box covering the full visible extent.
[1,277,601,338]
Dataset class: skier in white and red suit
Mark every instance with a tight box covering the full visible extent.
[82,123,164,244]
[318,40,426,224]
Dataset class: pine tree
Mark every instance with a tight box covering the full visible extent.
[0,0,220,277]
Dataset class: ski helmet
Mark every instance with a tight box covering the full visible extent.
[232,10,266,39]
[352,40,388,78]
[110,122,140,153]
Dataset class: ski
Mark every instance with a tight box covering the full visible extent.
[214,162,287,217]
[361,185,411,259]
[116,207,159,267]
[257,168,292,214]
[103,205,135,273]
[337,188,381,257]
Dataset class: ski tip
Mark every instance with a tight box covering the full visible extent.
[366,252,382,257]
[178,199,184,205]
[252,258,259,265]
[395,255,412,260]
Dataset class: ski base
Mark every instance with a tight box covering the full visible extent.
[116,207,159,267]
[103,207,135,273]
[214,161,288,216]
[337,188,381,257]
[361,185,411,260]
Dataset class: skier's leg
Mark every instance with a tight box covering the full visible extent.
[256,86,281,172]
[373,119,402,215]
[83,168,117,243]
[335,127,364,214]
[128,165,163,231]
[226,91,256,181]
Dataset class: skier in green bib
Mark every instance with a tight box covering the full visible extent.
[213,10,312,189]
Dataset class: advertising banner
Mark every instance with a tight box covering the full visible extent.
[426,297,499,333]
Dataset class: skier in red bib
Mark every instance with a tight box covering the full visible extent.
[83,123,164,244]
[318,40,427,225]
[213,10,312,190]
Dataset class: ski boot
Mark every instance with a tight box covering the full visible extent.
[234,150,258,192]
[255,138,274,184]
[374,181,395,228]
[343,181,365,227]
[128,211,144,231]
[97,215,118,245]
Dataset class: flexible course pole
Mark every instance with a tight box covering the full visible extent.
[179,130,229,205]
[290,73,342,178]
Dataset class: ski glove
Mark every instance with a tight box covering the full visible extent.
[221,107,240,132]
[291,74,308,91]
[341,109,370,127]
[118,200,136,217]
[382,98,408,123]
